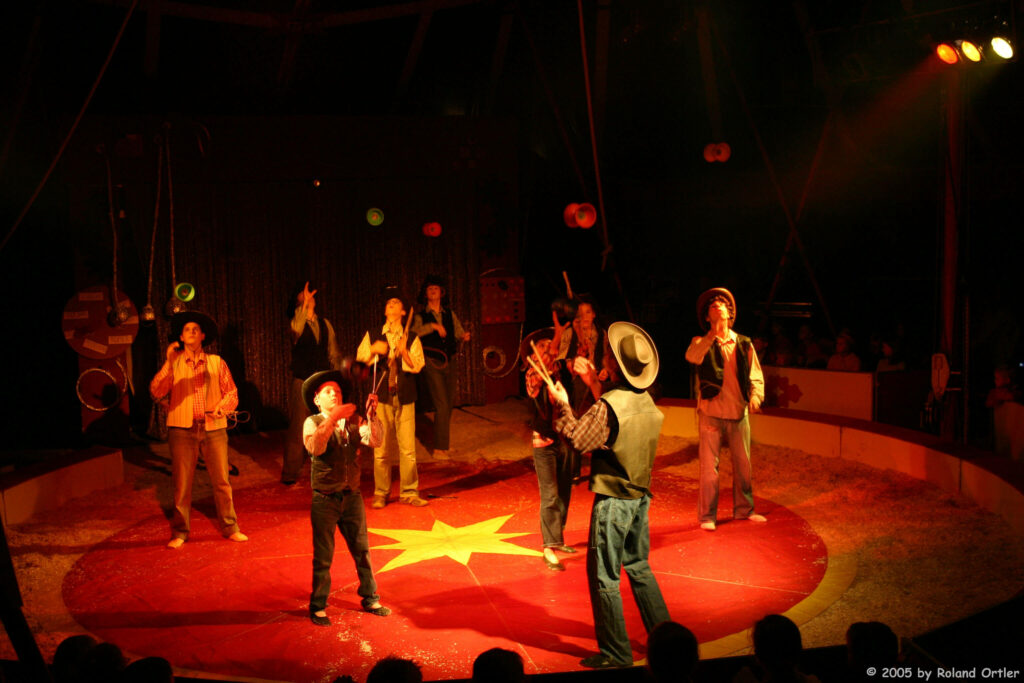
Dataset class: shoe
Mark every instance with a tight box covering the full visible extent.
[166,538,185,549]
[700,521,716,531]
[555,545,577,554]
[228,532,248,542]
[543,553,565,571]
[433,449,450,460]
[579,654,630,669]
[745,513,768,523]
[400,496,429,507]
[371,495,387,509]
[280,478,296,486]
[363,604,391,617]
[310,612,330,626]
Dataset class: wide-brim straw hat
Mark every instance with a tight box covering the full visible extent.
[607,321,659,390]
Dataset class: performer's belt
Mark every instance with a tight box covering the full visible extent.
[314,489,354,500]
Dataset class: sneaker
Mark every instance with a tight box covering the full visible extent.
[400,495,429,507]
[371,495,387,509]
[363,603,392,617]
[166,538,186,549]
[700,521,716,531]
[745,513,767,523]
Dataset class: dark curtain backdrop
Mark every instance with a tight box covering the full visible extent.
[63,115,518,436]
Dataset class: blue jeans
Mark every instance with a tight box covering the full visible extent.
[310,490,380,613]
[698,413,755,523]
[587,494,670,664]
[533,440,578,547]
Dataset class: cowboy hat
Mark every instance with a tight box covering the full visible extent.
[168,311,219,346]
[696,287,736,331]
[607,322,659,390]
[519,327,555,371]
[301,370,352,414]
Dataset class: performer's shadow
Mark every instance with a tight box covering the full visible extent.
[383,584,598,659]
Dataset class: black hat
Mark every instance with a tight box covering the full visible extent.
[417,275,448,306]
[696,287,736,331]
[382,284,408,310]
[301,370,351,413]
[519,327,555,371]
[168,311,218,346]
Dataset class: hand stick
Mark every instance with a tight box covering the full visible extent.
[526,355,556,391]
[562,271,574,299]
[528,340,555,386]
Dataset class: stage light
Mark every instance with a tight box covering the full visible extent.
[991,36,1013,59]
[958,39,982,62]
[936,43,960,64]
[366,208,384,226]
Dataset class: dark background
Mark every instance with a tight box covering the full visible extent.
[1,0,1022,453]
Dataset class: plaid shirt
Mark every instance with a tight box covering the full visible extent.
[554,399,613,454]
[150,350,238,421]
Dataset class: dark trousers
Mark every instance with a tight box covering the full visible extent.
[587,493,670,664]
[283,377,309,482]
[533,440,578,547]
[310,490,380,613]
[420,357,456,449]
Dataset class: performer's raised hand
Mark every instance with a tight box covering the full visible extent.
[301,281,317,315]
[165,342,183,363]
[547,379,570,407]
[573,356,598,385]
[329,403,357,423]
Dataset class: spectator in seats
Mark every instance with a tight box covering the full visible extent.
[796,324,828,369]
[647,620,699,683]
[80,641,126,683]
[986,365,1022,408]
[51,634,98,683]
[122,656,175,683]
[827,332,862,372]
[845,621,899,682]
[366,656,422,683]
[733,614,820,683]
[875,340,905,373]
[770,321,797,367]
[472,648,525,683]
[752,335,773,366]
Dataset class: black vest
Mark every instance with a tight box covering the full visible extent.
[291,319,331,380]
[418,308,456,360]
[374,330,419,405]
[698,334,753,402]
[308,414,361,493]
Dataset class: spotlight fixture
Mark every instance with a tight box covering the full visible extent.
[991,36,1014,59]
[958,39,983,61]
[936,43,960,64]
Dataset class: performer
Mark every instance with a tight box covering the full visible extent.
[301,370,390,625]
[685,287,766,531]
[522,316,580,572]
[283,281,342,485]
[356,288,428,508]
[150,311,248,549]
[412,275,471,459]
[559,297,607,415]
[547,321,671,669]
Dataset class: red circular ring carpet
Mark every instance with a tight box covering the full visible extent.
[63,458,833,681]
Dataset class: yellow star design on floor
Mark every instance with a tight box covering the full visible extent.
[369,514,542,573]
